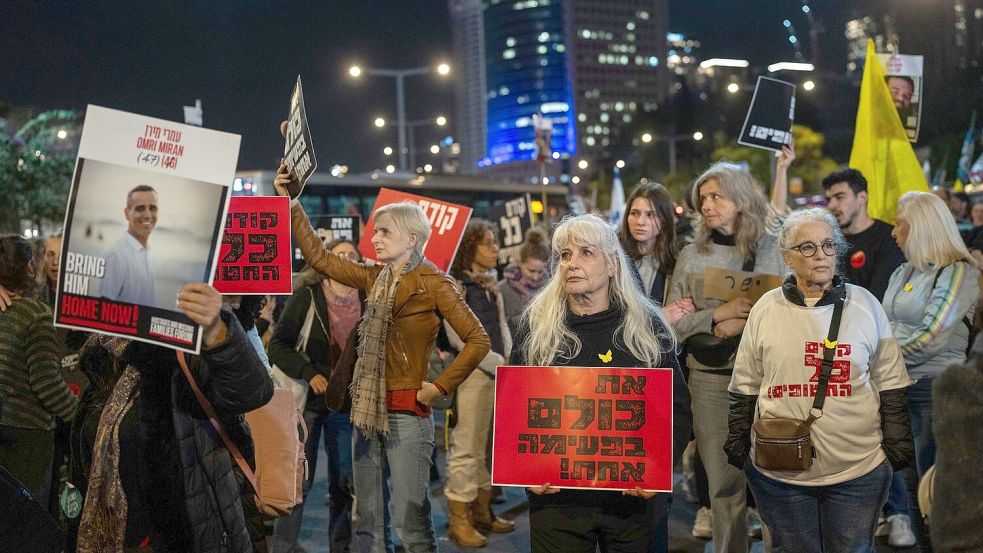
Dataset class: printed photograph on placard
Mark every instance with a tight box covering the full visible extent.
[55,105,240,353]
[877,53,924,142]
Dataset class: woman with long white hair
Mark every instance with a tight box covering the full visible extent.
[882,191,979,550]
[512,214,691,553]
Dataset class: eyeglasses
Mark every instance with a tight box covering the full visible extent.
[789,240,837,257]
[334,250,361,261]
[479,238,500,248]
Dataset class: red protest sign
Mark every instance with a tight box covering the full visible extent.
[358,188,472,272]
[492,366,674,492]
[214,196,292,294]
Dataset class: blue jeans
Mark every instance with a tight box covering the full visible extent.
[746,460,892,553]
[882,472,909,517]
[903,376,936,551]
[352,413,436,553]
[271,408,355,553]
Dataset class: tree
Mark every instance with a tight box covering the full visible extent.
[711,124,838,195]
[0,111,77,233]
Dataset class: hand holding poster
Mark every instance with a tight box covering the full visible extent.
[702,266,783,303]
[281,75,317,198]
[213,196,292,295]
[738,76,796,152]
[358,188,472,272]
[876,53,924,142]
[55,105,239,353]
[489,195,532,265]
[492,366,674,492]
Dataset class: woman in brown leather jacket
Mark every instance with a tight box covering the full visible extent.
[274,162,490,553]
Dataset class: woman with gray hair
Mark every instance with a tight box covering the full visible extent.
[512,214,691,553]
[275,162,490,553]
[725,208,913,553]
[666,162,784,553]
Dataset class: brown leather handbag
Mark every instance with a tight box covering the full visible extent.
[752,295,844,472]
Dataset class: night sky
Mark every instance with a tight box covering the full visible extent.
[2,1,845,172]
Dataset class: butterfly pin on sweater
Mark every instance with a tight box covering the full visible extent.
[598,349,613,364]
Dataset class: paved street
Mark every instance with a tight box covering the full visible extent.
[295,419,917,553]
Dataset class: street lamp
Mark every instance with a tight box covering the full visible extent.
[616,159,626,169]
[727,82,740,94]
[577,159,589,170]
[349,62,452,171]
[56,130,68,140]
[692,131,704,141]
[430,144,440,155]
[424,163,434,173]
[641,132,653,144]
[385,164,396,174]
[802,80,816,91]
[638,131,705,173]
[435,115,447,127]
[384,146,394,156]
[374,117,386,128]
[405,116,450,170]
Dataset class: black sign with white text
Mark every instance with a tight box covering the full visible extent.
[738,77,795,152]
[283,75,317,197]
[489,195,532,265]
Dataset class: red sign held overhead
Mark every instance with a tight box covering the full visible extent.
[492,366,675,492]
[214,196,292,295]
[358,188,472,272]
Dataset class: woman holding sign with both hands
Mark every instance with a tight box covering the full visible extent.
[274,160,489,553]
[510,214,691,553]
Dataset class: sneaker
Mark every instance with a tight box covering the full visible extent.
[875,515,889,537]
[747,507,763,539]
[691,507,713,539]
[887,514,917,548]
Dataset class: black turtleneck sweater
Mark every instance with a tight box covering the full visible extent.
[512,304,692,510]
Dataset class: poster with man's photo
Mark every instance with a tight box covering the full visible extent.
[876,53,924,142]
[55,105,240,353]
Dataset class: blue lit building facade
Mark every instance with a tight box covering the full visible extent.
[482,0,577,167]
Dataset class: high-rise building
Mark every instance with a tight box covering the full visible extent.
[449,0,669,181]
[450,0,488,175]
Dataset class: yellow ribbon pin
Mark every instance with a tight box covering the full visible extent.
[824,338,838,350]
[903,283,913,292]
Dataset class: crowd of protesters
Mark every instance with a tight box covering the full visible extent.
[3,136,983,553]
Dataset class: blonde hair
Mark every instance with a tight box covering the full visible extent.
[896,191,973,271]
[691,162,768,261]
[373,201,431,254]
[520,214,674,367]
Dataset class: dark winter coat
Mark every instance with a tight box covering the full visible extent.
[70,312,273,553]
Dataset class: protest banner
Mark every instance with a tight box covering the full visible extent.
[492,366,674,492]
[703,266,783,303]
[876,53,924,142]
[282,75,317,198]
[489,194,531,265]
[55,105,239,354]
[738,76,796,152]
[292,214,362,271]
[213,196,292,295]
[358,188,472,272]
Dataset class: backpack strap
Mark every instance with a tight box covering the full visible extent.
[176,351,259,495]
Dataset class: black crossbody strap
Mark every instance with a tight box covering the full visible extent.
[805,295,845,426]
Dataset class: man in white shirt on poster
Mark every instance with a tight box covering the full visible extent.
[101,184,158,306]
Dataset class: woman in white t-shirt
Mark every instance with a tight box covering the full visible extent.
[725,208,913,553]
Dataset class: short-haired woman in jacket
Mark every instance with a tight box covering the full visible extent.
[513,214,691,553]
[726,208,913,553]
[666,162,785,553]
[881,191,979,549]
[275,162,490,553]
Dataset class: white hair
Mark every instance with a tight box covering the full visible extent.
[778,207,848,271]
[520,214,675,367]
[896,192,974,271]
[373,201,431,254]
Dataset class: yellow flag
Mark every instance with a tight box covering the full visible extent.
[849,40,928,224]
[954,178,965,192]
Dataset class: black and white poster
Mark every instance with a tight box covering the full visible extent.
[292,214,361,271]
[283,75,317,198]
[877,53,924,142]
[489,195,532,265]
[738,76,795,152]
[55,105,239,353]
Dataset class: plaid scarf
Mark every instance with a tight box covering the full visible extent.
[349,250,423,436]
[77,336,138,553]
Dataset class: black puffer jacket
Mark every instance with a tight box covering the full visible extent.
[71,312,273,553]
